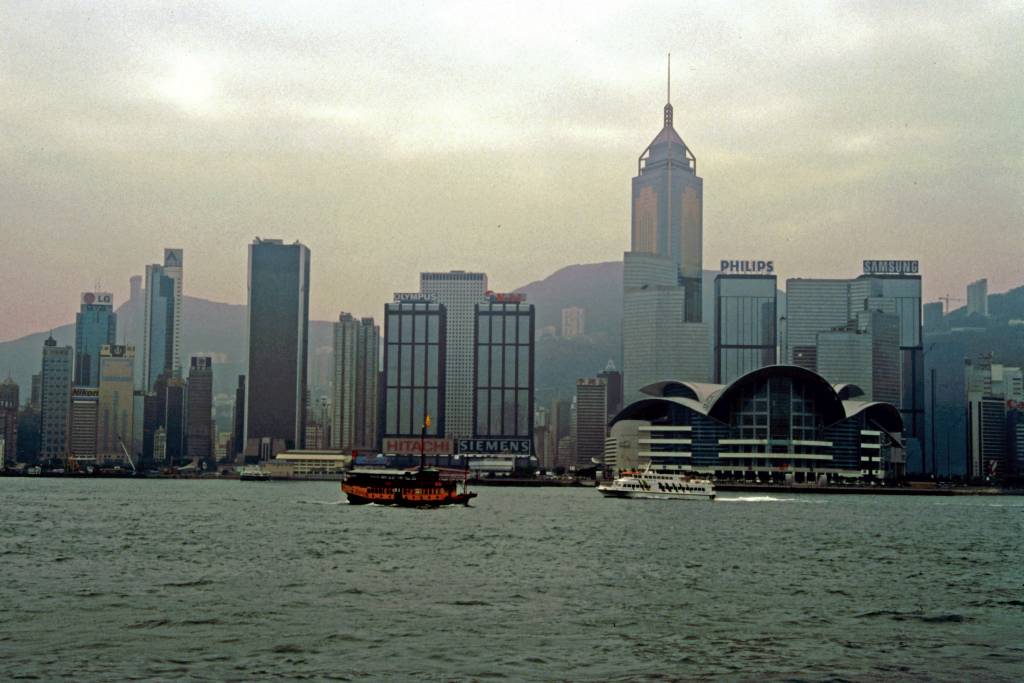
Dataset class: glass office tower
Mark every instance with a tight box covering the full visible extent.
[381,300,446,439]
[714,274,777,384]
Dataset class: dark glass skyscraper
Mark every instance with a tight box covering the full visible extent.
[714,274,778,384]
[471,298,534,450]
[74,291,116,387]
[244,238,310,454]
[381,299,446,441]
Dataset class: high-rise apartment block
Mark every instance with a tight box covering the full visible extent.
[714,272,777,384]
[381,298,446,442]
[96,344,135,463]
[575,377,608,469]
[186,356,214,465]
[561,307,585,338]
[419,271,489,439]
[143,249,183,390]
[40,335,73,461]
[332,313,380,452]
[245,238,310,457]
[966,278,988,317]
[74,292,116,387]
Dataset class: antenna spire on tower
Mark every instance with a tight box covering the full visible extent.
[667,52,671,104]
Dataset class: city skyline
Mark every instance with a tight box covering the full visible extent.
[2,3,1022,341]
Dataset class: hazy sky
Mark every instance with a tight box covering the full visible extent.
[2,1,1021,341]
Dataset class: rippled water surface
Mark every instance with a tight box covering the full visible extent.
[1,479,1022,681]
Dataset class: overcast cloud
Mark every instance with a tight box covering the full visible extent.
[1,1,1021,340]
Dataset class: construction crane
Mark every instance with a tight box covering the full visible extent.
[938,294,964,314]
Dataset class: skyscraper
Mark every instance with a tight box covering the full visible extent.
[0,378,19,464]
[381,298,446,443]
[575,377,608,469]
[714,273,777,384]
[622,60,710,400]
[419,271,489,439]
[230,375,245,462]
[40,335,73,461]
[965,356,1023,480]
[74,291,116,387]
[966,278,988,317]
[816,309,900,405]
[186,356,214,465]
[244,238,310,456]
[598,360,623,421]
[96,344,135,464]
[630,57,703,321]
[142,249,184,390]
[332,313,380,452]
[468,295,535,454]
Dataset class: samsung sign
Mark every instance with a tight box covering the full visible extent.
[457,438,532,454]
[863,260,919,275]
[720,260,774,274]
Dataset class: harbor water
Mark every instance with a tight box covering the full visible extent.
[1,479,1022,680]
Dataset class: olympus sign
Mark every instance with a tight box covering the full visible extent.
[863,260,919,275]
[720,260,774,274]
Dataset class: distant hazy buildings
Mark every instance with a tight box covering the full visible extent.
[714,268,777,384]
[560,307,585,338]
[965,356,1023,480]
[623,75,709,400]
[244,238,310,459]
[467,294,535,455]
[142,249,183,390]
[332,313,380,452]
[74,292,116,387]
[575,377,607,469]
[923,301,944,333]
[96,344,135,464]
[164,378,186,466]
[598,360,623,421]
[40,335,73,461]
[419,271,489,439]
[186,356,213,465]
[967,278,989,317]
[381,298,446,446]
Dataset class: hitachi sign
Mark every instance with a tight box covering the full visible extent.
[720,260,774,274]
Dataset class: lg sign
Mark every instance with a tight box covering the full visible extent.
[720,260,774,274]
[81,292,113,305]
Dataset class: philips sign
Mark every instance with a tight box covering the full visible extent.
[720,260,774,274]
[863,260,919,275]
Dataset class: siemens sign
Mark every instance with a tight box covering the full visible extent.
[720,260,774,274]
[457,438,532,454]
[863,260,919,275]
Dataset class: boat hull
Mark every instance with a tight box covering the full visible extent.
[597,487,714,501]
[345,491,477,507]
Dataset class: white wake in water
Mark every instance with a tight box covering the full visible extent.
[718,496,800,503]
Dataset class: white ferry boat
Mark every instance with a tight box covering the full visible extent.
[597,465,715,501]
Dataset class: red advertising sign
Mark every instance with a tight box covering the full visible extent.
[381,437,454,455]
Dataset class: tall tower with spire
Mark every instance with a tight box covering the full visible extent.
[630,53,703,322]
[622,56,711,400]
